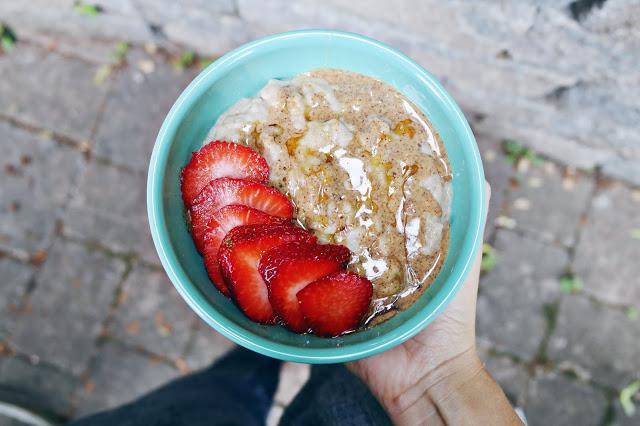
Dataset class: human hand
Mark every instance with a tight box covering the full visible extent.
[348,184,519,425]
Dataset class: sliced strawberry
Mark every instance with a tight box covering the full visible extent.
[189,178,294,252]
[218,224,316,323]
[258,242,351,332]
[181,141,269,207]
[202,205,283,296]
[298,271,373,337]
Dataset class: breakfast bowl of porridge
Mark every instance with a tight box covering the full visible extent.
[147,30,485,362]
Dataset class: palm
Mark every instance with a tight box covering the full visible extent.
[348,244,482,404]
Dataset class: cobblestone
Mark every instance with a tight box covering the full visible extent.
[74,341,178,417]
[0,45,108,141]
[0,258,33,340]
[62,161,158,265]
[525,371,607,426]
[478,344,530,407]
[9,240,126,375]
[0,122,79,256]
[0,355,77,420]
[509,162,593,247]
[477,230,568,361]
[110,263,195,360]
[474,132,513,239]
[574,183,640,306]
[0,0,638,417]
[93,56,198,172]
[183,322,235,372]
[548,295,640,389]
[1,0,638,183]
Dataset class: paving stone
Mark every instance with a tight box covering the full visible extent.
[548,295,640,389]
[474,132,513,239]
[0,258,33,340]
[477,230,568,361]
[110,263,195,359]
[574,183,640,306]
[1,0,154,46]
[183,322,235,372]
[9,240,126,375]
[0,45,108,141]
[0,122,79,255]
[274,362,310,406]
[478,344,529,407]
[62,161,159,265]
[509,162,593,247]
[525,372,607,426]
[74,341,178,417]
[93,56,198,172]
[0,355,76,420]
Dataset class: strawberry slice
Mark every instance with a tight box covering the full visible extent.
[298,271,373,337]
[189,178,293,252]
[181,141,269,207]
[218,224,316,323]
[202,205,283,296]
[258,242,351,332]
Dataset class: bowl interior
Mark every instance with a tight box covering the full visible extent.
[148,31,485,362]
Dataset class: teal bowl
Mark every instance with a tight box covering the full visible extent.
[147,30,485,363]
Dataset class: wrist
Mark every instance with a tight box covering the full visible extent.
[383,347,482,424]
[382,348,521,425]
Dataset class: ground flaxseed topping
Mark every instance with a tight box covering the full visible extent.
[206,69,452,326]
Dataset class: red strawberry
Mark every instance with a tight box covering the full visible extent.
[189,178,293,252]
[202,205,283,296]
[258,242,351,332]
[218,224,316,323]
[298,271,373,337]
[181,141,269,207]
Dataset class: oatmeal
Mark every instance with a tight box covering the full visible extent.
[206,69,452,325]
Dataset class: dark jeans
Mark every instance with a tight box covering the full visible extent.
[68,347,391,426]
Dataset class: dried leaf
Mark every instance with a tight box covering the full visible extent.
[126,320,140,335]
[29,250,48,265]
[94,64,112,84]
[175,358,190,374]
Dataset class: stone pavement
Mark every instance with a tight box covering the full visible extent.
[0,2,639,425]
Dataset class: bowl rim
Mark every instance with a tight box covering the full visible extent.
[147,29,486,363]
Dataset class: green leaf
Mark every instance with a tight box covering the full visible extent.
[620,381,640,417]
[174,50,195,70]
[481,243,497,273]
[631,228,640,240]
[199,57,215,70]
[94,64,112,84]
[502,139,544,166]
[626,306,639,321]
[0,24,17,52]
[111,41,129,63]
[559,275,583,293]
[526,151,545,166]
[75,3,101,16]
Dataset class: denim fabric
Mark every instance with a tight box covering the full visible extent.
[67,347,391,426]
